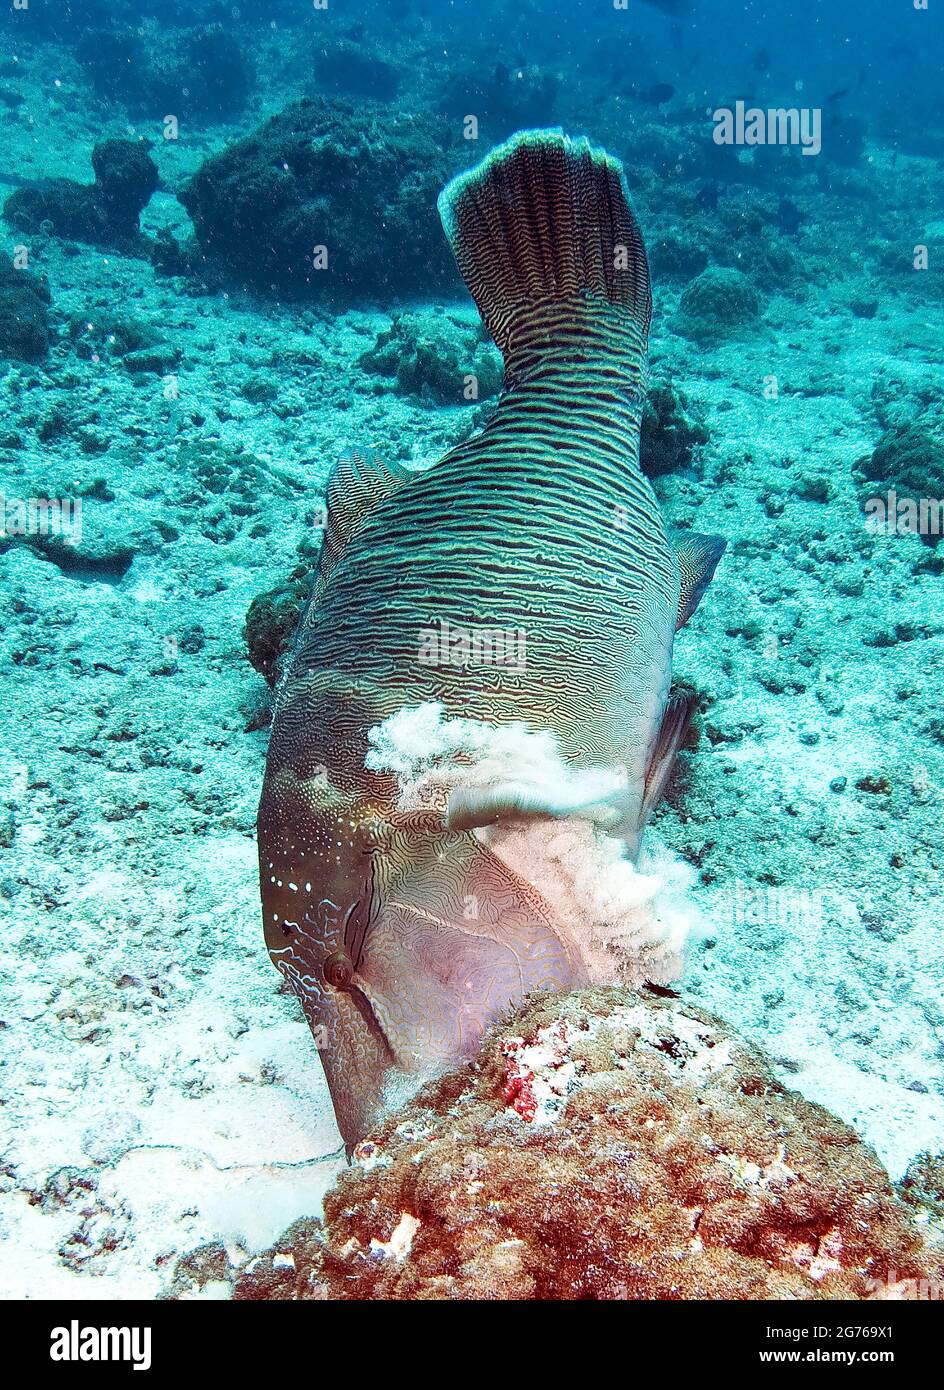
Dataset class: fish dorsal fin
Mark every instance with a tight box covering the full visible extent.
[641,690,697,826]
[317,450,412,590]
[674,531,726,631]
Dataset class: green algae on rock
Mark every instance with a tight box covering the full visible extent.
[179,98,460,301]
[4,139,158,247]
[671,266,762,342]
[0,254,51,362]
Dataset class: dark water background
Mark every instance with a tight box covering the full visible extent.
[4,0,941,156]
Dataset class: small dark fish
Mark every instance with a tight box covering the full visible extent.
[645,980,680,998]
[777,197,802,237]
[695,180,719,212]
[752,47,772,74]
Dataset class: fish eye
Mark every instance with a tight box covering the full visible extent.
[323,950,354,990]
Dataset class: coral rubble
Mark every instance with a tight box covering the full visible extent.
[229,988,939,1301]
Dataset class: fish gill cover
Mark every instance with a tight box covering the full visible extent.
[0,0,942,1322]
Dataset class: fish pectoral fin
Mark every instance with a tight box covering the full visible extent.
[641,689,697,825]
[446,771,624,832]
[674,531,726,630]
[317,449,413,591]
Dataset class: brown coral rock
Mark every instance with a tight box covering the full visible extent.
[236,988,936,1301]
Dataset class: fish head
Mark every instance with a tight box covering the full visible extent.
[259,767,584,1148]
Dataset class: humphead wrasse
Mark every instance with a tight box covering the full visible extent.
[258,129,725,1150]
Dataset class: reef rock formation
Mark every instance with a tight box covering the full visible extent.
[0,254,51,362]
[438,60,559,143]
[244,563,314,689]
[855,424,944,546]
[228,988,937,1301]
[640,376,709,478]
[179,99,458,300]
[76,23,253,120]
[312,38,400,101]
[4,139,158,246]
[672,266,761,342]
[898,1151,944,1235]
[359,309,502,404]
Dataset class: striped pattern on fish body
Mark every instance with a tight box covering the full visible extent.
[288,139,679,821]
[258,129,726,1148]
[293,387,676,794]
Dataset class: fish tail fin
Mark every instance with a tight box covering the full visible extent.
[438,128,651,368]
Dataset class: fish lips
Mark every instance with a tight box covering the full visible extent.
[271,832,588,1147]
